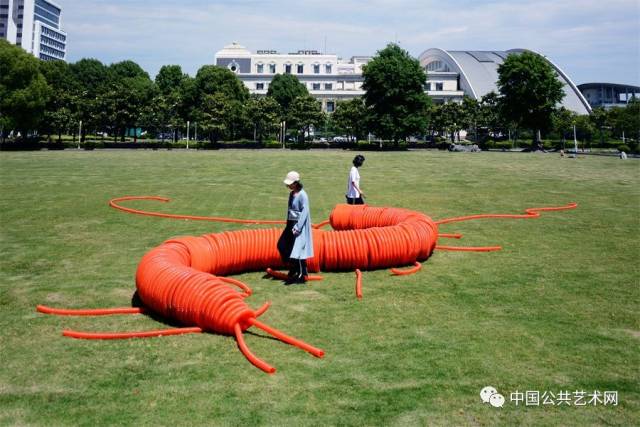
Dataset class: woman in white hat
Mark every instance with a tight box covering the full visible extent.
[277,171,314,284]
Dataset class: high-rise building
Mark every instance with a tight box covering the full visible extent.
[0,0,67,61]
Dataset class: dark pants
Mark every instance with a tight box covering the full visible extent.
[346,196,364,205]
[277,221,308,278]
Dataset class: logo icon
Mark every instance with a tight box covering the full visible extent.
[481,386,505,408]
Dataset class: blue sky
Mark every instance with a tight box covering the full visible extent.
[61,0,639,85]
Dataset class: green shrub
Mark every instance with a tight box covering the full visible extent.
[617,144,630,153]
[264,140,281,149]
[494,141,512,150]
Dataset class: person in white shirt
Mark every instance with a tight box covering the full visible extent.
[345,155,365,204]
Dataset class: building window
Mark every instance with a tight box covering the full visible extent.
[435,82,443,91]
[269,63,276,73]
[285,64,291,74]
[325,64,332,74]
[256,83,264,90]
[312,83,320,90]
[228,61,240,73]
[257,64,264,73]
[324,83,332,90]
[313,64,320,74]
[297,64,304,74]
[425,82,431,91]
[326,101,335,113]
[426,61,451,72]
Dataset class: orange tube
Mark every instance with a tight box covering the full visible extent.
[266,268,323,281]
[63,327,202,339]
[109,196,286,225]
[391,261,422,276]
[253,301,271,318]
[355,269,363,299]
[37,305,145,316]
[438,233,463,239]
[234,323,276,374]
[248,319,324,358]
[436,245,502,252]
[436,203,577,225]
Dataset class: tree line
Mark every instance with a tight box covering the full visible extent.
[1,39,638,151]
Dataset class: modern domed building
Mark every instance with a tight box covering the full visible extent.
[418,48,592,114]
[418,48,591,114]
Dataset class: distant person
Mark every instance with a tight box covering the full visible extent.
[277,171,313,284]
[346,155,365,204]
[619,150,628,160]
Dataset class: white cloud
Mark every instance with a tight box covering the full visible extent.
[59,0,639,84]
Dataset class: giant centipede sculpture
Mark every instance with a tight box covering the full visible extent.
[38,197,577,373]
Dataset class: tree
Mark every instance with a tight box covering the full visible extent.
[574,114,595,148]
[105,60,155,142]
[69,58,109,141]
[266,74,308,119]
[287,95,325,142]
[332,98,369,142]
[40,60,80,142]
[551,107,578,148]
[154,65,189,141]
[193,65,249,104]
[362,43,430,144]
[497,51,565,147]
[439,102,465,143]
[199,93,234,143]
[0,39,51,140]
[245,95,281,143]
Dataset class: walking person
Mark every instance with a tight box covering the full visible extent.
[346,155,366,204]
[277,171,314,284]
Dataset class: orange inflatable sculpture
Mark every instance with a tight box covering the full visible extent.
[38,196,577,373]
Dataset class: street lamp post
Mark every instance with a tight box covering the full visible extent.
[186,121,190,150]
[78,120,82,149]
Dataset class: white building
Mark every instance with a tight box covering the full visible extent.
[215,42,371,112]
[0,0,67,61]
[215,43,592,115]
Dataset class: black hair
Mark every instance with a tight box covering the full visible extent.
[353,155,365,167]
[292,181,303,190]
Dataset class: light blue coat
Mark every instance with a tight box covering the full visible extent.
[289,189,314,260]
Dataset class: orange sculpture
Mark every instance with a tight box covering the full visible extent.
[38,197,577,373]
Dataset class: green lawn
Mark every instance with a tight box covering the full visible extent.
[1,149,638,426]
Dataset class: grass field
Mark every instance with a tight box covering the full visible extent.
[1,149,638,426]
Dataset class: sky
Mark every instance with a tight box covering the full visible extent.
[61,0,640,85]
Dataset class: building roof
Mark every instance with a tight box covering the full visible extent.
[418,48,592,114]
[216,42,251,57]
[577,82,640,91]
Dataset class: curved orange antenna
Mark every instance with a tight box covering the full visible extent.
[218,277,253,297]
[248,318,324,358]
[436,203,577,225]
[234,323,276,374]
[355,269,363,299]
[109,196,286,225]
[312,219,331,229]
[37,305,145,316]
[438,233,463,239]
[391,261,422,276]
[63,327,202,339]
[253,301,271,318]
[266,268,323,281]
[436,245,502,252]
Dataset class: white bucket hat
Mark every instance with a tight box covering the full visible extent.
[283,171,300,185]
